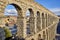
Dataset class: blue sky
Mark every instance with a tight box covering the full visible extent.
[4,0,60,15]
[4,5,18,16]
[35,0,60,15]
[35,0,60,8]
[5,5,15,9]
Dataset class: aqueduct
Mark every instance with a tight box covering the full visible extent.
[0,0,59,40]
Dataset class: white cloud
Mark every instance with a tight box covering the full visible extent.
[4,9,18,16]
[49,8,60,15]
[4,8,60,16]
[5,9,11,13]
[26,10,30,16]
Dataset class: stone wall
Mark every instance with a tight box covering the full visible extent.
[0,0,59,40]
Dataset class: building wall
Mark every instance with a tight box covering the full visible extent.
[0,0,59,40]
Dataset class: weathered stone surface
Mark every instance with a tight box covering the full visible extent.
[0,0,59,40]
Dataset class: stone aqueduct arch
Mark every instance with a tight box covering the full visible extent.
[0,0,59,40]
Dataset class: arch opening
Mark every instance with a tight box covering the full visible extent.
[36,11,41,32]
[31,38,34,40]
[26,8,35,37]
[38,34,41,40]
[4,3,24,38]
[42,13,45,29]
[45,14,47,27]
[43,31,46,40]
